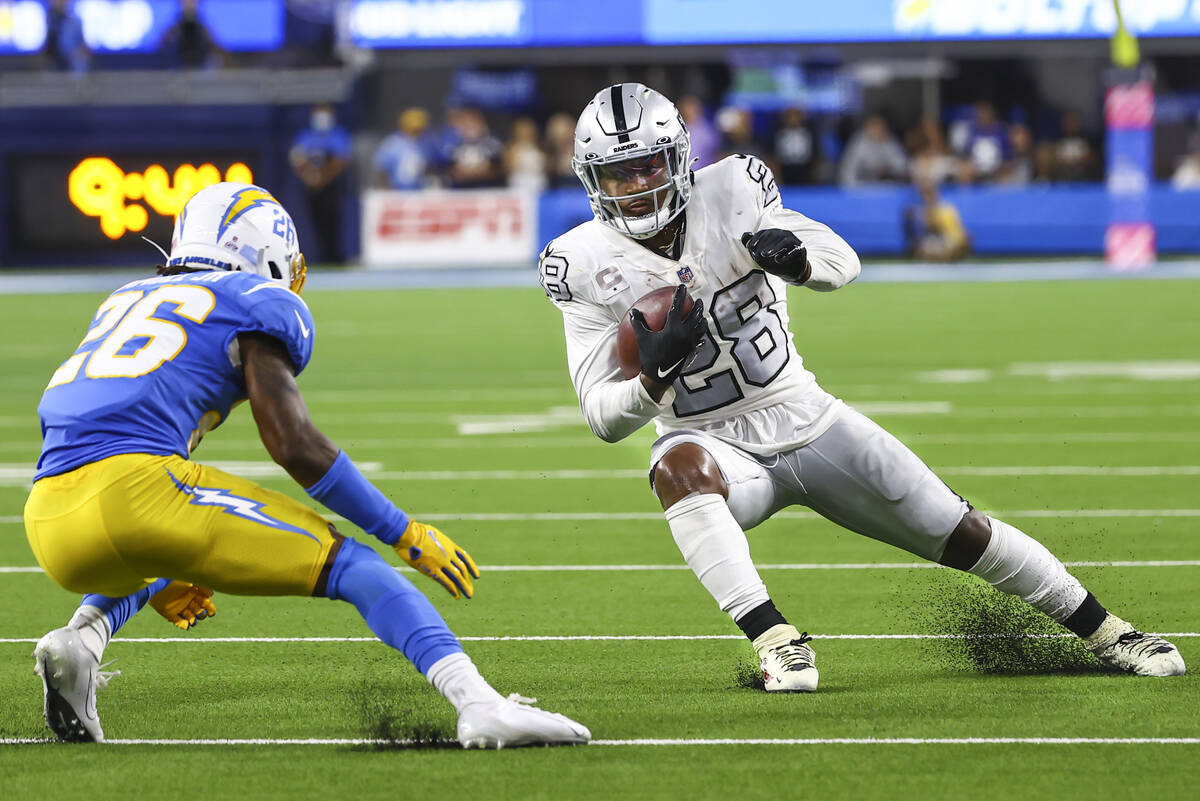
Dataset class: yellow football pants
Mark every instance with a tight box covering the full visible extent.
[25,453,342,598]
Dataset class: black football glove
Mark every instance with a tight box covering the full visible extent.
[741,229,811,284]
[629,285,707,387]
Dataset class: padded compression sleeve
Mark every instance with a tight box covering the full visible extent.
[306,450,409,545]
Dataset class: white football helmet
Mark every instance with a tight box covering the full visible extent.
[167,182,307,293]
[572,83,693,239]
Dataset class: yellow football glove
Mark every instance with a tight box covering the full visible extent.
[395,520,480,599]
[149,581,217,630]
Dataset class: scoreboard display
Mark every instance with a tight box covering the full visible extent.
[7,152,258,260]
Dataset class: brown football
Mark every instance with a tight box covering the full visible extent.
[617,285,696,379]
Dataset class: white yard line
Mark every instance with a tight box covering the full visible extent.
[1,737,1197,746]
[1,633,1197,645]
[5,560,1200,576]
[323,466,1200,481]
[6,509,1200,526]
[7,464,1198,487]
[3,432,1200,453]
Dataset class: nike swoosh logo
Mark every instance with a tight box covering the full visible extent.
[657,357,685,379]
[294,310,310,339]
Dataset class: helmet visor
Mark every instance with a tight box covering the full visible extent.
[593,151,671,198]
[589,150,675,222]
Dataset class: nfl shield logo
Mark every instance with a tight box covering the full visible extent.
[676,266,694,284]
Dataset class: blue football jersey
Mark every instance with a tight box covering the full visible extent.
[36,270,315,480]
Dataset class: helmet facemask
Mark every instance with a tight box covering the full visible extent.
[576,147,690,239]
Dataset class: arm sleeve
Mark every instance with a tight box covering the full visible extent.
[744,158,861,292]
[560,301,673,443]
[239,288,316,375]
[539,242,671,443]
[756,204,861,291]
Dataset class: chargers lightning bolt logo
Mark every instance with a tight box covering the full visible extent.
[166,469,320,542]
[217,187,280,241]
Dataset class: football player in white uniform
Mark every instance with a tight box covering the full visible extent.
[539,83,1184,691]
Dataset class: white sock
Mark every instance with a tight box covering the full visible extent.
[665,493,769,622]
[425,652,504,713]
[968,517,1087,623]
[67,604,110,663]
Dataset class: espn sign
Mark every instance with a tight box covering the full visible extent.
[362,189,536,268]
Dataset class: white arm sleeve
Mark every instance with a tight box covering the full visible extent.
[757,204,861,292]
[560,300,674,443]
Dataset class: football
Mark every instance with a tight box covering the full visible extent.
[617,285,696,379]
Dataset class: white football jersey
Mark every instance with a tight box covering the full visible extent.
[539,155,861,455]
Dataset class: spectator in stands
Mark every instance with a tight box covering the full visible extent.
[905,180,969,262]
[1051,110,1097,182]
[717,107,774,168]
[1003,123,1036,185]
[445,109,504,189]
[1171,138,1200,189]
[958,102,1010,183]
[373,108,432,190]
[678,95,720,169]
[839,114,908,186]
[43,0,89,74]
[773,107,819,185]
[544,113,578,188]
[907,117,956,187]
[289,103,353,264]
[164,0,223,70]
[504,117,548,193]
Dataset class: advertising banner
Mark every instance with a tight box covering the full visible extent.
[3,0,288,54]
[361,189,536,268]
[0,1,47,53]
[346,0,1200,48]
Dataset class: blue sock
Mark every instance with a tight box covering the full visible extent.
[80,578,171,635]
[324,538,463,674]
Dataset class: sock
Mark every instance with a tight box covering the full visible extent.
[324,538,463,675]
[665,493,769,622]
[968,517,1101,632]
[69,578,171,661]
[425,652,504,712]
[736,599,789,642]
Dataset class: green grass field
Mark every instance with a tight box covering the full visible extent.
[1,277,1198,799]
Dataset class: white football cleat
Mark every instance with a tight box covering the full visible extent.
[33,627,118,742]
[456,694,591,749]
[1084,615,1186,677]
[755,625,819,693]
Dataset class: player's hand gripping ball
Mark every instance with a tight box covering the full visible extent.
[395,520,480,599]
[617,284,706,383]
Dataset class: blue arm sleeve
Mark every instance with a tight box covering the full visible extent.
[306,450,409,545]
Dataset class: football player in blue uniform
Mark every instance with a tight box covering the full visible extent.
[26,182,589,748]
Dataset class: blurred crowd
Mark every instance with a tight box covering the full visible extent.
[361,97,1116,193]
